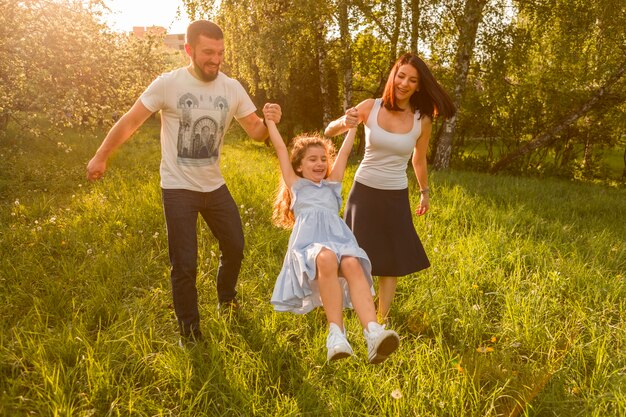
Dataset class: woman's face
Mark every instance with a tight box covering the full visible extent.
[394,64,419,103]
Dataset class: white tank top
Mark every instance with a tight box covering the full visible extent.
[354,99,422,190]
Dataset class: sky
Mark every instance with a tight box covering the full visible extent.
[100,0,192,34]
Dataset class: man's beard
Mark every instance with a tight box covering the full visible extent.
[192,55,219,82]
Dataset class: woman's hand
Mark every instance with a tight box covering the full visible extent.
[344,107,359,128]
[415,194,429,216]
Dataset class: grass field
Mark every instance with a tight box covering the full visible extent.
[457,139,626,181]
[1,120,625,416]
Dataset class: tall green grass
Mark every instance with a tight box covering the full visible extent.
[1,121,624,416]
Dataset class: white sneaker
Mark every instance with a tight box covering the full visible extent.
[363,322,400,364]
[326,323,353,361]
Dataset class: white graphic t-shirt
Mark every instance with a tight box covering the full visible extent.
[140,68,256,191]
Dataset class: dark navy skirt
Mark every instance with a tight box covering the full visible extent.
[344,181,430,277]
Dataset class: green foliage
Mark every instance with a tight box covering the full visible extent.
[0,0,183,137]
[454,0,626,176]
[1,123,625,415]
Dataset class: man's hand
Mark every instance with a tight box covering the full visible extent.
[263,103,282,124]
[86,156,107,181]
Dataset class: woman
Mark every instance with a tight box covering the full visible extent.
[324,53,456,320]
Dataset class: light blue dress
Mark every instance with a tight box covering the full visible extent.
[271,178,374,314]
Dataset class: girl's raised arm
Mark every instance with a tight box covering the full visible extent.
[264,119,298,187]
[328,128,357,182]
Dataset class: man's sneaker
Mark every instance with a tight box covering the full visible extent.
[326,323,353,361]
[363,322,400,364]
[217,298,240,317]
[178,331,203,349]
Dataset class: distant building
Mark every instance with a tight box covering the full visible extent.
[132,26,185,51]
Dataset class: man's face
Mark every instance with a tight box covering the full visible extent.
[188,35,225,82]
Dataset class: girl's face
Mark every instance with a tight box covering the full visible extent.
[296,145,328,183]
[394,64,419,103]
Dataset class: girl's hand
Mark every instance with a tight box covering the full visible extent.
[415,194,429,216]
[263,103,282,124]
[344,107,359,128]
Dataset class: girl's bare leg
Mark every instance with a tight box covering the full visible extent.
[339,257,377,328]
[316,248,344,328]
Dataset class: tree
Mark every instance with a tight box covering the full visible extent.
[0,0,179,136]
[490,60,626,173]
[485,0,626,174]
[432,0,488,170]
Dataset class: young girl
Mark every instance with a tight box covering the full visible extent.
[262,105,399,364]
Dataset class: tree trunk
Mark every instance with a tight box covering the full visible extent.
[622,147,626,180]
[338,0,352,110]
[410,0,421,54]
[433,0,487,170]
[355,0,402,98]
[0,113,8,132]
[582,137,593,175]
[316,19,332,128]
[490,60,626,173]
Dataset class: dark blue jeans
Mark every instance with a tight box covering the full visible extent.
[162,185,244,337]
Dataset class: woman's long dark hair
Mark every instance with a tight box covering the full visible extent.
[382,53,456,119]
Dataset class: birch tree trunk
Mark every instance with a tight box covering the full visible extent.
[338,0,352,110]
[410,0,421,54]
[316,19,332,128]
[354,0,403,96]
[433,0,487,170]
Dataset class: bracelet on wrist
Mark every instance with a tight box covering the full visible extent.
[420,188,430,195]
[262,118,268,127]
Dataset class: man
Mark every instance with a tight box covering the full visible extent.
[87,20,282,343]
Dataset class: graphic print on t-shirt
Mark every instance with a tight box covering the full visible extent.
[176,92,229,166]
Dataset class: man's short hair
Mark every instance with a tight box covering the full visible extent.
[186,20,224,47]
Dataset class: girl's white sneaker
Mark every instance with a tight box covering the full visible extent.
[326,323,353,361]
[363,322,400,364]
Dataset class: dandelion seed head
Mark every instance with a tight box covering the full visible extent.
[391,389,402,399]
